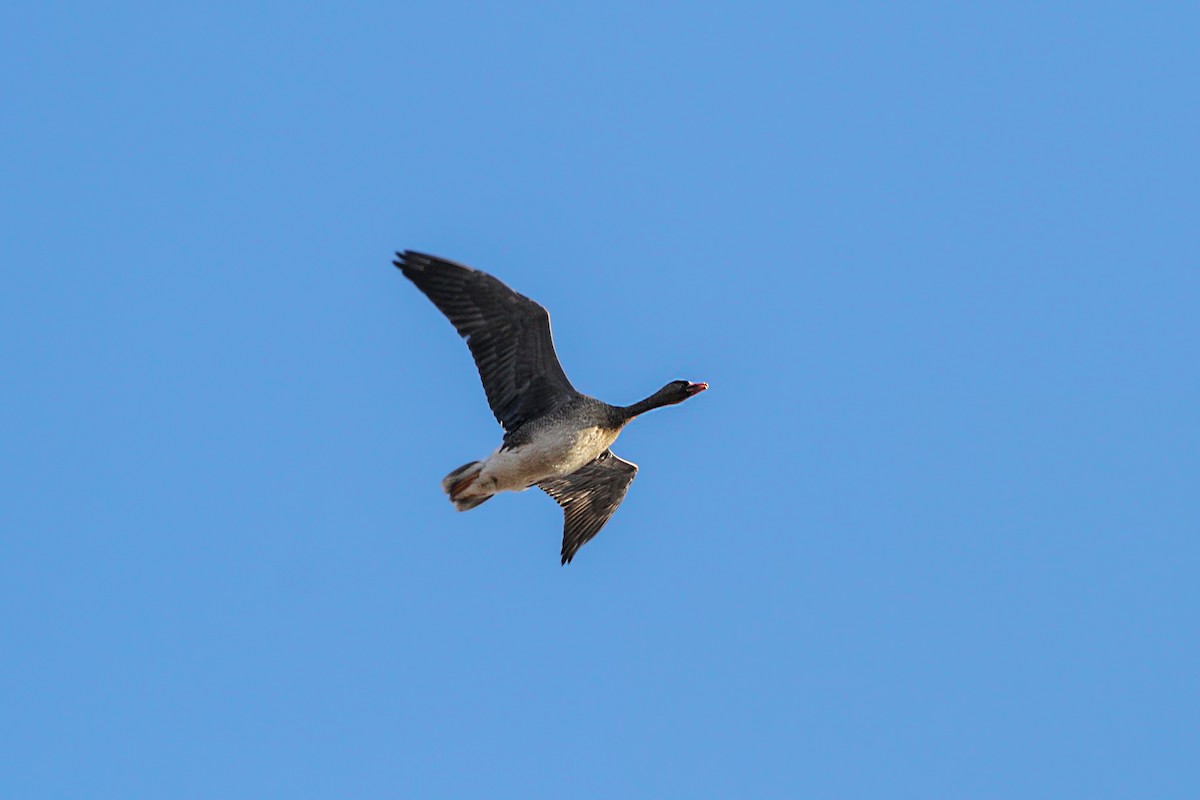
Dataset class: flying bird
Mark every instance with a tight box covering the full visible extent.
[394,251,707,564]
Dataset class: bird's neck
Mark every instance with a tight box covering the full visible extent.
[619,391,676,422]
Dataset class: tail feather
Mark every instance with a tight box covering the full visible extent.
[441,461,481,493]
[453,494,492,511]
[441,461,493,512]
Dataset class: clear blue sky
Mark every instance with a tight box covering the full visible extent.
[3,3,1197,798]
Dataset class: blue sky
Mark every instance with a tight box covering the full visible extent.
[3,2,1197,797]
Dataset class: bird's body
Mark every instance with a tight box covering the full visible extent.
[395,251,706,563]
[453,412,621,499]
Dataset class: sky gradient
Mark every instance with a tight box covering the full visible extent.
[3,3,1198,798]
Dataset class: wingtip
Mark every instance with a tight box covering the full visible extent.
[393,250,424,273]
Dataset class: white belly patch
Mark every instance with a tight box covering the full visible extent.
[478,425,619,493]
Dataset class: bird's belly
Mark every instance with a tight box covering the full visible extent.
[480,426,619,492]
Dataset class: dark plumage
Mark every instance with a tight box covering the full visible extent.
[538,450,638,564]
[395,250,706,564]
[396,251,575,434]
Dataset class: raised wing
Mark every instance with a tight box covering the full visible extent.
[395,251,579,433]
[538,450,639,565]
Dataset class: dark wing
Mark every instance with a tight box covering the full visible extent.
[395,251,579,433]
[538,450,639,565]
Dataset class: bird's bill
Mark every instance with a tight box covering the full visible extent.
[685,382,709,395]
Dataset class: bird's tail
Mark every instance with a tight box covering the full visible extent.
[441,461,492,511]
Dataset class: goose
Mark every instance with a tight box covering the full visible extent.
[395,251,707,564]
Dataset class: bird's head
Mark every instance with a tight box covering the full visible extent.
[658,379,709,405]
